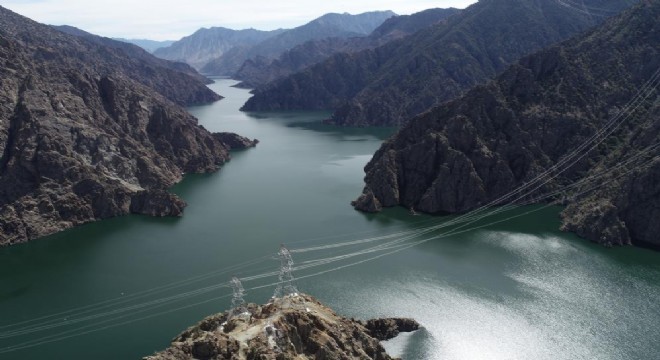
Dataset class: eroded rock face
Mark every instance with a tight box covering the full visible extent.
[144,294,420,360]
[0,6,254,245]
[353,2,660,247]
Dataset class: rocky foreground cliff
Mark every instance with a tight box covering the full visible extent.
[353,2,659,248]
[0,6,255,245]
[144,294,419,360]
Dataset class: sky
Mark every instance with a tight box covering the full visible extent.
[2,0,478,41]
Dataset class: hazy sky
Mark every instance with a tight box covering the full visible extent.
[2,0,478,40]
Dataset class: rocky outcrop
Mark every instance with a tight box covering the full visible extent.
[351,189,383,213]
[362,318,420,341]
[0,6,254,245]
[130,190,187,217]
[353,1,659,247]
[144,294,420,360]
[242,0,633,125]
[212,133,259,150]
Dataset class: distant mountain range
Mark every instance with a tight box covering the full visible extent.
[242,0,635,127]
[153,27,286,70]
[0,7,248,245]
[201,11,397,76]
[233,8,461,89]
[153,11,396,74]
[353,1,658,248]
[113,38,175,53]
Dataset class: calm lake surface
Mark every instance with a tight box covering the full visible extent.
[1,79,659,359]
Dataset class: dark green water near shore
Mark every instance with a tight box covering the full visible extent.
[1,79,659,360]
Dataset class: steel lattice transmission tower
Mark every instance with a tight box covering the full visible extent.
[229,276,248,318]
[273,244,298,299]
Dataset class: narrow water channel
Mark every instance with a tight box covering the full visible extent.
[1,79,658,360]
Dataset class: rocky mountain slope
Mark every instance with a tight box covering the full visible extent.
[242,0,635,126]
[234,8,460,89]
[144,294,419,360]
[153,27,286,70]
[352,1,659,248]
[36,24,221,107]
[53,25,212,87]
[0,6,254,245]
[200,11,396,76]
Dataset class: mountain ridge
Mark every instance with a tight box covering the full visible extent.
[154,27,286,70]
[233,8,461,89]
[40,24,221,107]
[52,25,214,87]
[241,0,637,127]
[352,0,659,248]
[199,11,396,76]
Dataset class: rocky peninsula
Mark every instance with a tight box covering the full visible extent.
[145,294,419,360]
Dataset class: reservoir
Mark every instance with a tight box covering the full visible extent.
[1,79,659,359]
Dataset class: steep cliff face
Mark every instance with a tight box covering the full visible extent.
[352,1,659,247]
[144,294,419,360]
[560,107,660,247]
[242,0,634,125]
[233,8,460,89]
[0,7,249,245]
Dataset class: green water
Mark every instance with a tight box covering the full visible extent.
[1,79,659,360]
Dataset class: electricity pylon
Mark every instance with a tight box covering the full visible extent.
[229,276,248,318]
[273,244,298,299]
